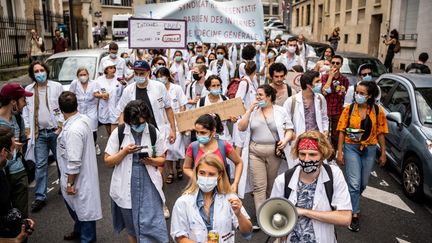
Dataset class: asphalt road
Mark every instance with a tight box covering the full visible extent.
[24,127,432,243]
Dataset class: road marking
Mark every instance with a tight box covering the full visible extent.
[396,237,410,243]
[371,170,378,178]
[52,179,59,185]
[363,186,414,214]
[379,179,389,187]
[47,186,54,193]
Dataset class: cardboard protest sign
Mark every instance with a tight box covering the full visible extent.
[175,97,246,132]
[135,0,265,43]
[128,18,187,49]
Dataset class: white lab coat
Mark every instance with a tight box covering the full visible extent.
[256,51,267,85]
[185,70,214,91]
[95,75,122,124]
[22,81,64,162]
[105,123,167,209]
[166,83,188,161]
[275,54,304,71]
[208,59,235,93]
[169,61,189,92]
[237,105,294,198]
[98,56,127,78]
[270,165,352,243]
[57,113,102,221]
[171,191,250,243]
[117,81,172,139]
[185,79,210,110]
[69,80,99,131]
[228,44,238,71]
[283,92,329,168]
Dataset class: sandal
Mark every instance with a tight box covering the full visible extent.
[165,173,174,184]
[176,167,183,180]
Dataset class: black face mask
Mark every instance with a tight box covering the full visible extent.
[299,159,320,174]
[193,73,201,81]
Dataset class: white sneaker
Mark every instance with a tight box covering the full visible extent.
[163,205,170,219]
[95,144,101,156]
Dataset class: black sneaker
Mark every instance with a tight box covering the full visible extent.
[348,216,360,232]
[31,200,46,213]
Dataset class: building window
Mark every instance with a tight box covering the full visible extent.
[336,0,341,12]
[335,13,340,24]
[346,11,351,23]
[358,8,365,23]
[272,5,279,16]
[306,4,311,26]
[344,34,349,44]
[356,34,361,44]
[403,0,419,34]
[346,0,352,10]
[301,6,304,26]
[263,5,270,15]
[101,0,133,6]
[296,8,300,27]
[359,0,366,8]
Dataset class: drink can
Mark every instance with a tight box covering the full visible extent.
[207,230,219,243]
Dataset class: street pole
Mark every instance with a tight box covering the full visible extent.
[287,0,292,33]
[68,0,76,50]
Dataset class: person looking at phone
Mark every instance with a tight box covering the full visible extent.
[105,100,168,243]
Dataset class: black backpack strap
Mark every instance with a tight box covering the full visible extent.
[347,103,355,128]
[189,80,196,99]
[323,164,335,210]
[286,84,292,97]
[283,165,299,199]
[199,96,206,107]
[221,95,228,101]
[118,124,126,150]
[374,104,379,130]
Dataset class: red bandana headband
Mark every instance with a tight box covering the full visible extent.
[298,138,319,151]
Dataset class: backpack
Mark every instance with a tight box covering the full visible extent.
[393,40,401,53]
[118,123,158,157]
[284,164,334,210]
[188,80,197,99]
[191,139,231,178]
[226,77,249,99]
[199,94,227,107]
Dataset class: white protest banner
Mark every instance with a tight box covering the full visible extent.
[175,97,246,132]
[135,0,265,43]
[128,18,187,49]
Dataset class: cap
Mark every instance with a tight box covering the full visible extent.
[103,60,116,70]
[0,83,33,100]
[132,60,150,71]
[357,63,374,76]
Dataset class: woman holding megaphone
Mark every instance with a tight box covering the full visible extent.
[269,131,352,243]
[171,154,252,243]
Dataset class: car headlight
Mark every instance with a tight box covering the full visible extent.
[426,139,432,153]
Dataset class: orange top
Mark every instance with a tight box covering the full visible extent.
[337,104,388,148]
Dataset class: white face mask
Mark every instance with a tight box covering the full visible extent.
[197,176,218,192]
[287,46,296,54]
[78,75,88,83]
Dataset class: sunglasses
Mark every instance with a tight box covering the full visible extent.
[361,72,372,77]
[331,61,341,65]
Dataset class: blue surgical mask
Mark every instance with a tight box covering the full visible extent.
[110,53,117,59]
[123,57,129,63]
[131,123,146,133]
[175,56,182,62]
[157,77,167,84]
[135,76,146,84]
[325,87,332,94]
[35,72,47,83]
[258,100,266,108]
[267,52,274,59]
[312,83,322,94]
[362,75,372,82]
[197,176,218,192]
[355,93,368,104]
[216,54,224,61]
[210,89,222,96]
[196,135,210,144]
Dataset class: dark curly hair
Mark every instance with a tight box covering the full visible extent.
[28,61,50,82]
[123,100,153,125]
[257,84,276,102]
[241,44,256,60]
[204,75,222,90]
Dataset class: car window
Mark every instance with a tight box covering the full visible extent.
[416,88,432,127]
[46,56,97,83]
[387,84,412,125]
[378,78,397,105]
[341,57,387,77]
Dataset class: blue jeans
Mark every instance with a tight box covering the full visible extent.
[344,144,377,214]
[34,129,58,201]
[65,200,97,243]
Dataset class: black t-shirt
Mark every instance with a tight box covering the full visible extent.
[135,87,158,129]
[0,169,12,237]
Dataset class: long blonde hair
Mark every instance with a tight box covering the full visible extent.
[291,131,334,160]
[183,154,232,195]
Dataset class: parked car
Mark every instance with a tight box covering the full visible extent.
[376,73,432,201]
[264,22,287,31]
[45,49,108,90]
[102,37,132,55]
[264,17,280,25]
[337,52,387,85]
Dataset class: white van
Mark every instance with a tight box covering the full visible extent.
[112,14,132,40]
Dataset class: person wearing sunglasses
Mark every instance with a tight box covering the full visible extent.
[344,63,382,106]
[321,55,349,159]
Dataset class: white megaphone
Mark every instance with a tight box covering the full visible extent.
[257,197,298,240]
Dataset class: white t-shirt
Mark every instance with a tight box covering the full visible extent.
[37,87,55,129]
